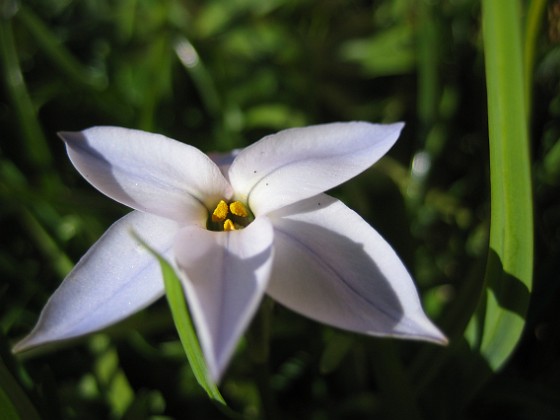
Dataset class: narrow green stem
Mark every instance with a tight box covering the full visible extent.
[478,0,533,370]
[20,209,74,278]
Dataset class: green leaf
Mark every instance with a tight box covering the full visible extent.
[476,0,534,371]
[131,233,226,405]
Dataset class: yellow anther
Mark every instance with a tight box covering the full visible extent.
[223,219,236,231]
[229,201,249,218]
[212,200,229,222]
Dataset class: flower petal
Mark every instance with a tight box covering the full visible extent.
[174,217,274,381]
[207,149,241,178]
[60,127,233,224]
[13,211,178,352]
[228,122,404,215]
[267,195,447,343]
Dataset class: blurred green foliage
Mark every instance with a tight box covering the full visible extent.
[1,0,559,419]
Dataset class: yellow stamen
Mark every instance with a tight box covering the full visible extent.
[223,219,236,231]
[229,201,249,218]
[212,200,229,222]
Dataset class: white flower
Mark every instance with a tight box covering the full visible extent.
[14,122,446,381]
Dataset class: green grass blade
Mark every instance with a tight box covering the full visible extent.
[0,358,40,420]
[131,234,225,405]
[0,19,51,170]
[478,0,534,370]
[523,0,547,118]
[17,6,105,89]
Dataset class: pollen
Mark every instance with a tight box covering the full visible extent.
[208,199,254,232]
[229,201,249,218]
[223,219,235,231]
[212,200,229,222]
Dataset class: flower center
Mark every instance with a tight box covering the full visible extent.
[207,199,254,231]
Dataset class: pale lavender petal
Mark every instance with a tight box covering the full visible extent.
[13,211,178,352]
[228,122,404,215]
[60,127,233,224]
[174,217,274,381]
[207,149,241,177]
[266,195,447,343]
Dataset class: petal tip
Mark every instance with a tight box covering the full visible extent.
[393,121,406,133]
[57,130,82,143]
[198,344,230,384]
[207,359,226,384]
[11,340,27,354]
[11,333,41,354]
[425,329,449,346]
[408,319,448,346]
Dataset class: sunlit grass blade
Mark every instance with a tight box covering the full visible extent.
[476,0,533,370]
[174,36,237,150]
[175,37,222,122]
[90,336,135,417]
[131,233,226,405]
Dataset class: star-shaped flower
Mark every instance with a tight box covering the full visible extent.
[14,122,446,381]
